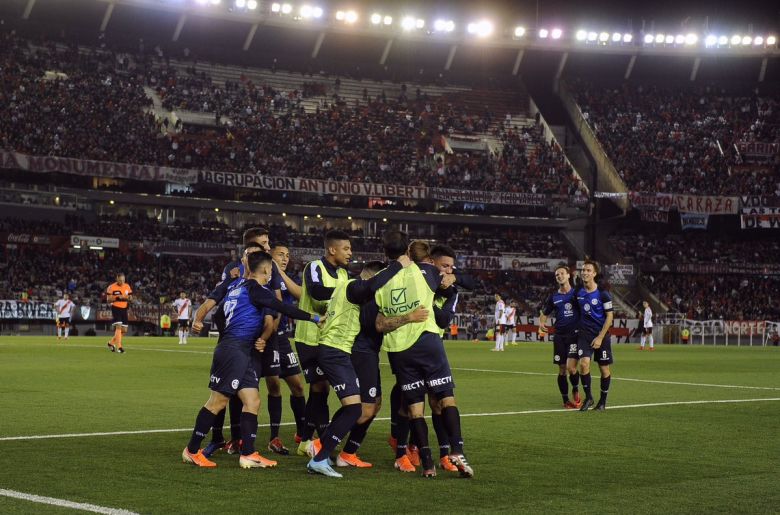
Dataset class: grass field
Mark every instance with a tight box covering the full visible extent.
[0,336,778,514]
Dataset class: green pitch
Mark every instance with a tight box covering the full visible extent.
[0,337,778,514]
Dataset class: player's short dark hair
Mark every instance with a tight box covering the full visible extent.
[383,230,409,260]
[271,242,289,250]
[554,264,570,274]
[247,251,273,273]
[430,245,456,260]
[362,261,386,275]
[583,259,600,275]
[243,226,269,246]
[324,230,351,247]
[244,243,264,253]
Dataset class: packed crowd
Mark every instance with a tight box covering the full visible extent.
[609,232,780,265]
[0,245,225,306]
[646,273,780,321]
[574,80,780,196]
[0,29,581,199]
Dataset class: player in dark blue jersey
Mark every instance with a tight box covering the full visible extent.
[574,259,614,411]
[182,250,323,469]
[539,265,582,409]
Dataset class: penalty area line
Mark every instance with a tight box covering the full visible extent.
[1,398,778,442]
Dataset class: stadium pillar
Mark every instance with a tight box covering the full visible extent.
[758,58,768,82]
[444,45,457,71]
[22,0,36,19]
[99,2,114,32]
[555,52,568,81]
[511,49,525,76]
[624,55,636,80]
[689,57,701,82]
[172,14,187,42]
[243,24,258,51]
[312,32,326,59]
[379,39,393,66]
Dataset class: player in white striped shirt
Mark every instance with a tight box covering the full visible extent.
[173,292,192,345]
[54,293,75,340]
[639,301,654,351]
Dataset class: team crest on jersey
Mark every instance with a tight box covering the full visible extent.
[583,304,591,312]
[80,306,91,320]
[564,303,572,311]
[591,298,598,305]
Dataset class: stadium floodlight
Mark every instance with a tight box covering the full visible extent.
[210,0,220,4]
[675,34,685,44]
[741,36,752,45]
[345,10,358,23]
[383,15,392,25]
[370,13,381,25]
[598,32,609,42]
[335,10,344,20]
[753,36,764,45]
[434,19,455,32]
[705,34,717,46]
[730,34,741,45]
[271,2,280,12]
[312,6,322,17]
[195,0,208,4]
[643,34,653,44]
[402,16,416,31]
[538,28,549,38]
[551,28,562,39]
[654,33,664,43]
[467,20,492,37]
[623,33,633,43]
[300,5,312,17]
[247,0,257,9]
[514,26,526,38]
[612,32,621,42]
[588,31,598,42]
[718,35,728,45]
[575,29,587,41]
[665,35,674,44]
[281,3,292,14]
[415,18,425,29]
[685,33,697,45]
[768,36,777,45]
[235,0,245,7]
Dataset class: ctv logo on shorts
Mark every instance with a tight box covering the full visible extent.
[402,380,425,391]
[333,383,347,392]
[427,376,452,387]
[210,375,221,384]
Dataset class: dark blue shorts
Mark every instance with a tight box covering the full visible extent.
[209,343,259,396]
[554,331,578,364]
[177,319,190,329]
[295,341,326,384]
[576,331,614,365]
[351,350,381,404]
[259,335,282,378]
[388,332,454,404]
[277,333,302,378]
[317,344,360,399]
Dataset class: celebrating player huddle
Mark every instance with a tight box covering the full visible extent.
[182,227,475,479]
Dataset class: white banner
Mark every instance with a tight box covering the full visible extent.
[70,235,120,248]
[0,150,199,184]
[0,300,55,320]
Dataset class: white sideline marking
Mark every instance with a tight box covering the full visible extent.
[0,488,139,514]
[5,342,780,391]
[0,398,778,442]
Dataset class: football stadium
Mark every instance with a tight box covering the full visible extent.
[0,0,779,512]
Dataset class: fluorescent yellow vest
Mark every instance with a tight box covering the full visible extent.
[376,263,439,353]
[318,279,361,354]
[294,259,348,346]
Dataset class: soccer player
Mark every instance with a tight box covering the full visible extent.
[173,291,192,345]
[539,265,581,409]
[340,266,429,471]
[376,230,473,478]
[305,257,410,478]
[182,250,323,469]
[506,301,518,345]
[106,273,132,353]
[492,294,506,351]
[574,260,614,411]
[264,243,308,455]
[639,301,654,351]
[54,293,75,341]
[294,230,352,456]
